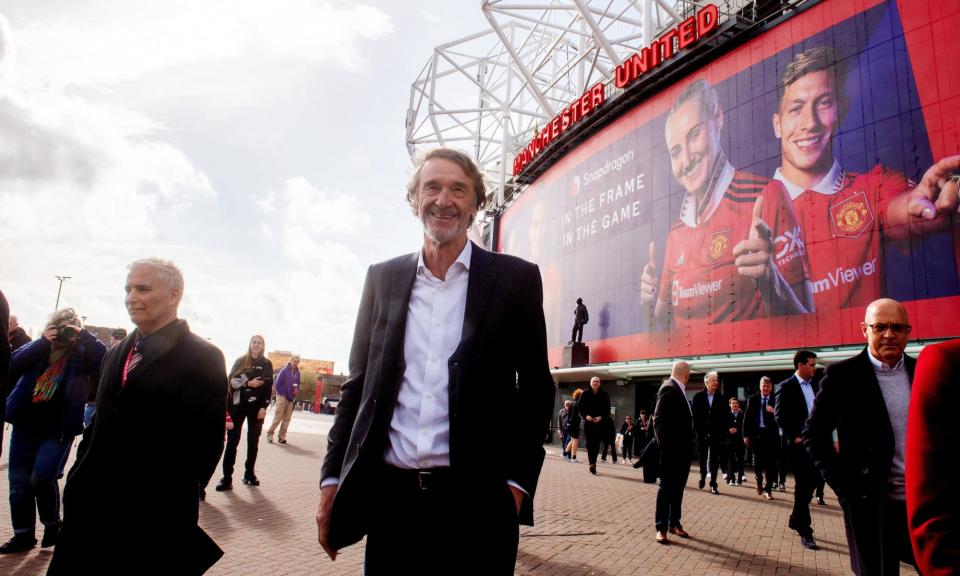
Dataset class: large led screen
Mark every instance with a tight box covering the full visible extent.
[499,0,960,366]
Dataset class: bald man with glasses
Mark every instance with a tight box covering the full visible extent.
[803,298,919,574]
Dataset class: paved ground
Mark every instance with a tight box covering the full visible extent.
[0,410,915,575]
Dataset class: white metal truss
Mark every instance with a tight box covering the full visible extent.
[406,0,759,244]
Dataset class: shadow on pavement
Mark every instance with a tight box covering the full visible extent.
[517,549,609,576]
[684,535,819,575]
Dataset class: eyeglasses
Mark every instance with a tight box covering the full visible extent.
[866,323,911,335]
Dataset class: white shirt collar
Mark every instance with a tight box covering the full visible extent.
[773,158,844,200]
[794,372,811,386]
[867,350,906,373]
[417,240,472,278]
[679,160,735,227]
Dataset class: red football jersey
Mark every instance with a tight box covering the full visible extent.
[657,171,808,329]
[793,164,908,310]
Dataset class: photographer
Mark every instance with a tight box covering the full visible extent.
[1,308,105,554]
[216,334,273,490]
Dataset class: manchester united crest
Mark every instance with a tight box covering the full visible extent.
[830,190,873,239]
[708,229,730,262]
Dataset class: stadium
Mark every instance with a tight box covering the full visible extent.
[405,0,960,414]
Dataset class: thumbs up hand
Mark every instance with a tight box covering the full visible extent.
[640,240,660,309]
[733,196,775,280]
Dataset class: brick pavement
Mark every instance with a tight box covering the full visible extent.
[0,411,915,575]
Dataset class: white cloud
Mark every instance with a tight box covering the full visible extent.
[4,1,393,90]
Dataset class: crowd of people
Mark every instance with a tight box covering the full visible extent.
[0,144,957,576]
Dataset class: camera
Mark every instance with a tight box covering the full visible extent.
[56,326,79,343]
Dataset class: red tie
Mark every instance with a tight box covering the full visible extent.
[122,342,142,387]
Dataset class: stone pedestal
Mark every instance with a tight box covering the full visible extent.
[562,342,589,368]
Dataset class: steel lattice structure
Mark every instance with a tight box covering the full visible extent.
[405,0,762,244]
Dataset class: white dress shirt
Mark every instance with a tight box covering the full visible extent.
[796,374,815,415]
[384,241,472,469]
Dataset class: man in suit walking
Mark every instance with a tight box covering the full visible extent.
[580,376,612,474]
[48,258,227,575]
[692,371,726,494]
[745,376,779,500]
[315,147,556,575]
[804,298,919,574]
[654,361,694,544]
[776,350,820,550]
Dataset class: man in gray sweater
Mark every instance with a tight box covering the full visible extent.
[803,298,918,574]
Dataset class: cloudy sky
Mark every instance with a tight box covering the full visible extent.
[0,0,490,371]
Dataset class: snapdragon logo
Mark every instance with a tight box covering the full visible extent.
[581,150,635,187]
[671,279,723,306]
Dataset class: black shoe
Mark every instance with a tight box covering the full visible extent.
[800,535,818,550]
[243,474,260,486]
[710,486,720,495]
[215,477,233,491]
[41,522,60,548]
[0,534,37,554]
[817,495,826,506]
[698,478,705,489]
[779,484,787,492]
[278,439,287,444]
[589,464,597,475]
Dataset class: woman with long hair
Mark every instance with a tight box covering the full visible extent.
[216,335,273,490]
[565,388,584,463]
[1,309,105,554]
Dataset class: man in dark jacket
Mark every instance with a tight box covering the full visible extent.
[0,290,8,461]
[578,376,611,475]
[744,376,779,499]
[692,371,726,494]
[654,361,694,543]
[804,299,919,574]
[48,258,227,576]
[7,315,31,352]
[776,349,820,550]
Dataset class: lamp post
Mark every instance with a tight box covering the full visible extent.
[54,275,71,310]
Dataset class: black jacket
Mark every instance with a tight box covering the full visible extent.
[49,320,228,575]
[692,389,727,442]
[229,355,273,410]
[802,348,915,575]
[653,379,693,468]
[320,244,556,550]
[743,392,777,441]
[577,387,610,422]
[0,290,8,422]
[725,409,744,442]
[775,373,819,441]
[8,326,31,352]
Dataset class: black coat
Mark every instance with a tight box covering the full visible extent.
[802,348,916,576]
[8,327,31,352]
[577,387,611,422]
[653,379,693,470]
[743,392,777,442]
[692,389,727,442]
[775,374,819,442]
[48,320,227,576]
[0,289,8,423]
[320,244,556,551]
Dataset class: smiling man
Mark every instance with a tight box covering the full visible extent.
[803,298,919,574]
[48,258,227,576]
[641,79,811,331]
[315,147,555,575]
[772,47,960,311]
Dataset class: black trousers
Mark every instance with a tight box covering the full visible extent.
[223,403,264,478]
[698,436,722,486]
[584,421,605,465]
[753,429,779,493]
[725,439,743,481]
[840,497,917,575]
[788,443,818,537]
[778,434,790,485]
[655,461,690,532]
[365,465,519,576]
